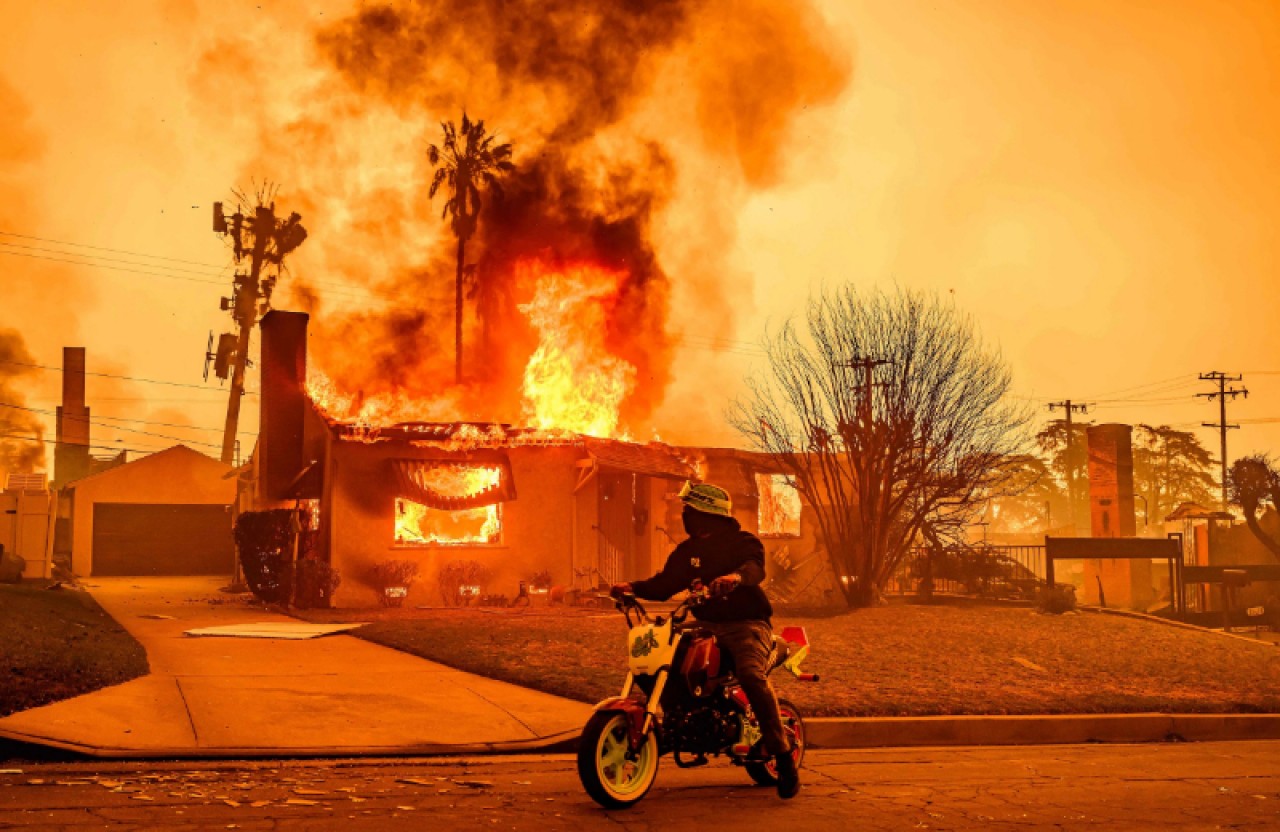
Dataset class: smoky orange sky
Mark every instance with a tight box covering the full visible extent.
[2,0,1279,484]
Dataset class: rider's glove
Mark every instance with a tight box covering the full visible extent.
[609,582,634,600]
[709,573,742,598]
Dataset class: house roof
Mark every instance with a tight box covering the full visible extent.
[583,437,695,480]
[63,444,231,489]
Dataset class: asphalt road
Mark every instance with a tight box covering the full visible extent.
[1,741,1277,831]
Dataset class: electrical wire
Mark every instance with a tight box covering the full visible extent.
[0,358,259,395]
[0,400,254,437]
[0,229,226,269]
[0,431,162,456]
[0,402,226,449]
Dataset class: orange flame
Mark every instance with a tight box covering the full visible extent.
[394,466,503,546]
[757,473,801,537]
[518,260,636,438]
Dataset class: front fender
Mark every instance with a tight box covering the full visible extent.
[591,696,653,752]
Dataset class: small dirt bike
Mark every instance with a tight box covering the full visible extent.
[577,589,819,809]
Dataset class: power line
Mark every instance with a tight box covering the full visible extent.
[1085,373,1198,400]
[0,247,231,287]
[0,231,382,302]
[0,358,259,395]
[0,229,226,269]
[0,402,225,449]
[0,242,386,304]
[0,240,227,278]
[0,400,254,437]
[0,431,162,456]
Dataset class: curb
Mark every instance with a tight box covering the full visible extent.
[7,715,1280,761]
[805,713,1280,749]
[0,728,580,761]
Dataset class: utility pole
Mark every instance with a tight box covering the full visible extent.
[1197,371,1247,511]
[210,192,308,466]
[843,355,893,429]
[1047,400,1091,533]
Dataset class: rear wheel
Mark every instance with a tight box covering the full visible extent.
[577,710,660,809]
[745,698,806,786]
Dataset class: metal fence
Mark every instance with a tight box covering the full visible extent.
[885,545,1047,598]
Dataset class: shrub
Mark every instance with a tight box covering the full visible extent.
[369,559,420,608]
[233,509,320,606]
[438,560,489,606]
[1038,583,1078,615]
[293,559,341,609]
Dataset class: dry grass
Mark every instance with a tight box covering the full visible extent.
[0,582,149,717]
[299,601,1280,716]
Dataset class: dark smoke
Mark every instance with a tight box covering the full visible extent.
[225,0,851,429]
[0,329,46,474]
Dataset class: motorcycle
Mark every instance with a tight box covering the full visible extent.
[576,588,820,809]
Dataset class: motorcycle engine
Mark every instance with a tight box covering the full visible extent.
[669,703,740,754]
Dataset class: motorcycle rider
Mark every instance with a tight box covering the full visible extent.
[611,480,801,799]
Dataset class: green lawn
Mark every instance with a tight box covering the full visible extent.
[0,582,149,717]
[299,601,1280,716]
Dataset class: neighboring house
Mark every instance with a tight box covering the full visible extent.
[250,311,815,608]
[64,445,235,577]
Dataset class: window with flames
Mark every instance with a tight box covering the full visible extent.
[394,464,504,546]
[756,473,801,538]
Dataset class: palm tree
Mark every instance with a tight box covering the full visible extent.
[427,113,515,384]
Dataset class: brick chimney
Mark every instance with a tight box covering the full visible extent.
[54,347,91,487]
[258,310,312,500]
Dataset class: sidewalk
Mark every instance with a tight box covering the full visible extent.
[3,578,1277,759]
[0,577,594,758]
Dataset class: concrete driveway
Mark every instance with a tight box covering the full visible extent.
[0,577,593,758]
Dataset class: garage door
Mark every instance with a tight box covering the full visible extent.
[92,503,234,576]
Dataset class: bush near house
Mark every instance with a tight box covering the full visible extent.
[369,559,420,608]
[297,600,1280,716]
[0,582,148,717]
[234,509,334,607]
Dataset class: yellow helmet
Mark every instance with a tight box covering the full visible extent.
[678,480,733,517]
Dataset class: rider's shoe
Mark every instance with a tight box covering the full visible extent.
[774,749,800,799]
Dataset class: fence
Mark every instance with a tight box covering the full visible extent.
[885,545,1047,598]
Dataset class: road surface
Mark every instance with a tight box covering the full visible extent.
[1,741,1277,830]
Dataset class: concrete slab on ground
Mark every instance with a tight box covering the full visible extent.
[0,577,593,758]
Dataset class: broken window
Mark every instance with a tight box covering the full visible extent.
[756,473,801,537]
[393,463,506,546]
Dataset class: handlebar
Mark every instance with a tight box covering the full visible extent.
[614,587,708,628]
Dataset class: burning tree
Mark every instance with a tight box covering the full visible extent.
[427,112,515,384]
[729,286,1029,608]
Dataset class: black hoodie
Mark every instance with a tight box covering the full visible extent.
[630,517,773,623]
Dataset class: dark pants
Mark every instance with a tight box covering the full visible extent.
[703,619,789,756]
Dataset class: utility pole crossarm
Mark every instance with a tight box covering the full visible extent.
[1046,400,1092,534]
[841,355,894,430]
[1198,371,1248,511]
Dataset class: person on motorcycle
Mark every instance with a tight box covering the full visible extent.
[611,480,801,799]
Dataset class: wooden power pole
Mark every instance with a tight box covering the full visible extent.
[1198,371,1247,511]
[210,195,308,466]
[1047,400,1091,533]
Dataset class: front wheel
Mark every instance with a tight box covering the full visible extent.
[745,698,806,787]
[577,710,660,809]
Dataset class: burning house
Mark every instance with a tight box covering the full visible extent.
[248,311,818,607]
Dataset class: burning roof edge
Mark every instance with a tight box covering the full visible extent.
[324,416,699,479]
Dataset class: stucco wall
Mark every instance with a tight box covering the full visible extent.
[327,442,586,607]
[68,446,234,576]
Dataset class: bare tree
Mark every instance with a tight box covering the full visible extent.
[729,286,1029,608]
[1228,454,1280,559]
